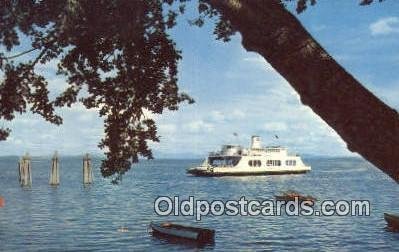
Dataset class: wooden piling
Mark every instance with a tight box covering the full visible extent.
[18,153,32,187]
[49,151,60,186]
[83,153,93,184]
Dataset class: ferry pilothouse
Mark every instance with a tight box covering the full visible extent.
[187,136,311,176]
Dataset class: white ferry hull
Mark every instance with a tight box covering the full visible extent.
[187,166,311,177]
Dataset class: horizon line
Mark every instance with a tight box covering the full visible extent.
[0,154,361,159]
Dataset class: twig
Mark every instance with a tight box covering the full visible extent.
[31,48,48,67]
[2,48,38,60]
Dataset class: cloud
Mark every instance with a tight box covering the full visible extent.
[210,110,225,122]
[185,120,214,133]
[370,17,399,36]
[7,136,23,146]
[209,109,245,122]
[231,109,246,119]
[47,77,69,98]
[159,123,177,135]
[263,122,288,132]
[242,55,275,72]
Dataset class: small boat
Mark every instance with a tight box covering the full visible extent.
[384,213,399,231]
[275,191,316,203]
[150,222,215,243]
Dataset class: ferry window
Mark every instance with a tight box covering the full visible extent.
[293,160,296,166]
[249,160,252,167]
[286,160,289,166]
[209,157,242,167]
[267,160,273,166]
[276,160,281,166]
[257,160,261,167]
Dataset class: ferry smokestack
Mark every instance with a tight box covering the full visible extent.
[251,136,262,149]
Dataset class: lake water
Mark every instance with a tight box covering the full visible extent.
[1,156,399,251]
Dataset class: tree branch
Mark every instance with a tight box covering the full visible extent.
[209,0,399,181]
[2,48,38,60]
[31,48,48,67]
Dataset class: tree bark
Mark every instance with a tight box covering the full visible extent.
[209,0,399,181]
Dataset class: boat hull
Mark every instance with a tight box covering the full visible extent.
[384,213,399,230]
[187,168,310,177]
[151,224,199,240]
[275,195,316,203]
[150,222,215,242]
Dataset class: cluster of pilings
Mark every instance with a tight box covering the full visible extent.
[18,152,94,187]
[18,153,32,186]
[49,151,60,186]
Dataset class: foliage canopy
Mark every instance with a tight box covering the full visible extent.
[0,0,384,183]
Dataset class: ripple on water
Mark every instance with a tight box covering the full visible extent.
[1,157,399,251]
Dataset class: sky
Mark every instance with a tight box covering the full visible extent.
[0,0,398,158]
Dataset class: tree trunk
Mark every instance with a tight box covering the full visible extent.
[209,0,399,181]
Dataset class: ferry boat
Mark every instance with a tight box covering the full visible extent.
[187,136,311,176]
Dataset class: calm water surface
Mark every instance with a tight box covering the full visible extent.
[1,157,399,251]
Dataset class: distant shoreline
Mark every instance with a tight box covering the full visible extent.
[0,155,362,160]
